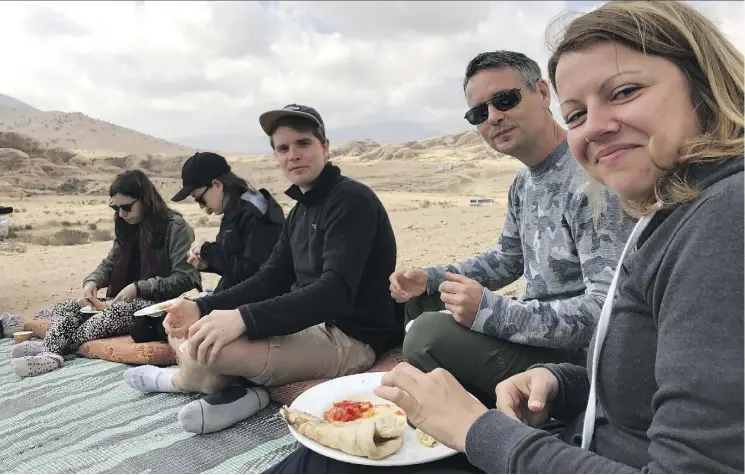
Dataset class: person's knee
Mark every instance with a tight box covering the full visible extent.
[403,311,453,366]
[404,297,422,322]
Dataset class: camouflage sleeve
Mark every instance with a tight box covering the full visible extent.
[424,183,524,294]
[471,186,632,349]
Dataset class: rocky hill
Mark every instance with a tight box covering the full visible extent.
[0,93,193,156]
[0,131,190,197]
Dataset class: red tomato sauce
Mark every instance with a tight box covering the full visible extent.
[323,400,375,422]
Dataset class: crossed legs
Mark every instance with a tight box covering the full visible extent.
[124,323,375,434]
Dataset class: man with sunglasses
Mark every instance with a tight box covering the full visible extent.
[390,50,635,405]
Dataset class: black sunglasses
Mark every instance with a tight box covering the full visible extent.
[194,185,212,205]
[464,88,523,126]
[109,199,138,213]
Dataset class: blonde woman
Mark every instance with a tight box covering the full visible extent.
[268,1,744,473]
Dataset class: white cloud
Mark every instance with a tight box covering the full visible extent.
[0,0,741,152]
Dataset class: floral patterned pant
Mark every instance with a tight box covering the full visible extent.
[43,299,154,355]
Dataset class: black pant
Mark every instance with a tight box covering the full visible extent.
[265,447,483,474]
[403,293,585,405]
[130,314,168,343]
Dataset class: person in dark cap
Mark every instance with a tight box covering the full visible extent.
[170,151,285,294]
[125,103,403,436]
[124,152,285,430]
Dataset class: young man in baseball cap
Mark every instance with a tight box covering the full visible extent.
[126,104,403,434]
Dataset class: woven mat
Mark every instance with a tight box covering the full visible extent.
[0,339,298,474]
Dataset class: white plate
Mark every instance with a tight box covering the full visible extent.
[286,372,457,466]
[79,305,102,315]
[134,292,210,317]
[133,297,182,317]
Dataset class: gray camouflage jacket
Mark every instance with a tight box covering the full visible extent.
[425,140,635,349]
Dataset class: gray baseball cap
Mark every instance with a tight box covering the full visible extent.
[259,104,325,137]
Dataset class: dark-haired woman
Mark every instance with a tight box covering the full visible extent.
[171,152,285,293]
[10,170,202,377]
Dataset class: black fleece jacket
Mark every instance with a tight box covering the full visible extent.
[196,163,401,353]
[199,189,285,293]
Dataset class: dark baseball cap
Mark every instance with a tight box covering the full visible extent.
[258,104,325,137]
[172,152,231,202]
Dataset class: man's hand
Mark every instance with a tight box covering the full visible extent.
[495,368,558,428]
[374,362,488,453]
[438,272,484,328]
[187,309,246,367]
[389,267,428,303]
[112,283,138,304]
[162,298,201,339]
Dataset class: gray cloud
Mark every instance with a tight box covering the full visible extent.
[22,4,89,39]
[283,1,492,39]
[191,2,283,59]
[0,1,741,152]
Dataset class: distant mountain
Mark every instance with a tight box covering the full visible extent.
[0,93,194,156]
[0,93,39,113]
[171,118,471,154]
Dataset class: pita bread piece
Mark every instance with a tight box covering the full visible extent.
[280,405,404,460]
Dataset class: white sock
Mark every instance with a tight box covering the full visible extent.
[124,365,179,393]
[178,386,270,434]
[11,340,46,358]
[11,353,63,377]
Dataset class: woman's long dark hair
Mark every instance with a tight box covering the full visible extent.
[109,170,181,247]
[218,171,257,215]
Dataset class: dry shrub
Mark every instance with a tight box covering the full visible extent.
[30,235,52,246]
[0,242,26,254]
[51,229,89,246]
[91,229,113,242]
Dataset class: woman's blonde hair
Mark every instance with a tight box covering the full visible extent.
[546,0,744,217]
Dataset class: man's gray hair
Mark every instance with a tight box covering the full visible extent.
[463,51,542,92]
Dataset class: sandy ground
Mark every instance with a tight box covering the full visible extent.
[0,155,526,318]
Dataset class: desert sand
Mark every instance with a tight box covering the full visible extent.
[0,127,526,318]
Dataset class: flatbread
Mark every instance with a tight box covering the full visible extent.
[181,289,201,300]
[415,428,439,447]
[280,405,405,460]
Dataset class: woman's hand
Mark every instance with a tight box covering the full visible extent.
[162,298,201,339]
[79,281,100,307]
[495,367,558,427]
[112,283,138,304]
[189,239,207,259]
[187,239,209,270]
[373,362,488,453]
[186,309,246,367]
[187,249,208,270]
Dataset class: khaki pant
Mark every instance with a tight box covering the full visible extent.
[251,323,376,387]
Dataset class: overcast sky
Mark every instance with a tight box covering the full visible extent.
[0,1,742,152]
